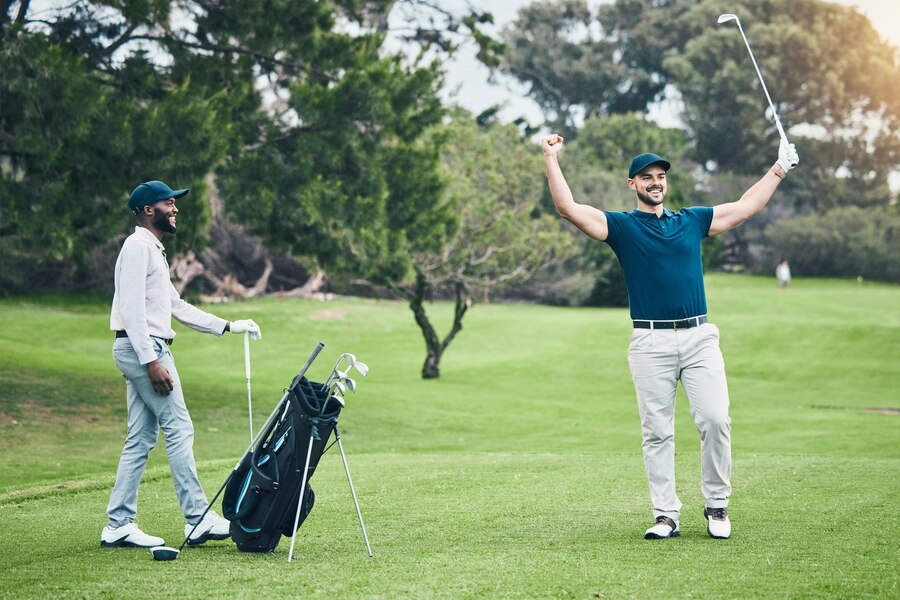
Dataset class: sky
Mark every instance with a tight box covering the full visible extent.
[432,0,900,128]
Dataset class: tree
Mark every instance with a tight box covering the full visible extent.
[665,0,900,191]
[0,0,500,293]
[393,112,576,378]
[500,0,698,136]
[0,4,231,291]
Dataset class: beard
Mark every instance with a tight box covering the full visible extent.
[152,208,177,234]
[636,186,665,206]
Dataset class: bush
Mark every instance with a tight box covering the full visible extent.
[763,206,900,283]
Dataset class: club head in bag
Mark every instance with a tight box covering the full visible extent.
[150,546,180,561]
[332,380,346,395]
[352,361,369,377]
[343,377,356,393]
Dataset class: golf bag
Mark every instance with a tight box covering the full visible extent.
[222,376,340,553]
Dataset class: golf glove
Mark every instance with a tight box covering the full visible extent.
[230,319,262,340]
[777,139,799,172]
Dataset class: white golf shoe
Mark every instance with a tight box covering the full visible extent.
[644,516,680,539]
[101,523,165,548]
[184,511,231,546]
[704,507,732,539]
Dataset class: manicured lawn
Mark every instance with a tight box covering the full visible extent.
[0,275,897,598]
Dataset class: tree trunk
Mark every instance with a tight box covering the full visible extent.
[406,269,472,379]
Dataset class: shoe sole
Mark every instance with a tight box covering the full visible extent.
[703,508,731,539]
[185,532,231,546]
[101,538,160,548]
[644,530,680,540]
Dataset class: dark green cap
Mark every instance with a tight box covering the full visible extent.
[128,180,189,212]
[628,153,671,179]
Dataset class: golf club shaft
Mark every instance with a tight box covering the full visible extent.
[244,332,253,444]
[733,20,796,164]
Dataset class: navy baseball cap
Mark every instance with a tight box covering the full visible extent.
[628,153,671,179]
[127,180,189,212]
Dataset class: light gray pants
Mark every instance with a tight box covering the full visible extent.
[627,322,731,521]
[106,337,209,528]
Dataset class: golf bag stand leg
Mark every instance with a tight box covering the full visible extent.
[287,434,317,563]
[335,425,373,557]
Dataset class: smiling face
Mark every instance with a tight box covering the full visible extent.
[146,198,178,235]
[627,165,667,210]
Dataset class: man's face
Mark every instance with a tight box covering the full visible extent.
[149,199,178,234]
[628,166,667,207]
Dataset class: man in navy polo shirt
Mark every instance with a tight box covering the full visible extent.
[542,134,799,540]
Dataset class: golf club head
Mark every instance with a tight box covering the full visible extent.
[332,380,346,395]
[717,13,738,25]
[150,546,179,561]
[331,395,346,409]
[343,377,357,393]
[353,361,369,377]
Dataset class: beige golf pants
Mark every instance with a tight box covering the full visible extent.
[627,322,731,521]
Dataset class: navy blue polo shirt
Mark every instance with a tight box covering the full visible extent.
[604,207,714,320]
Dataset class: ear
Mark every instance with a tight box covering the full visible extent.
[143,205,154,216]
[626,178,637,192]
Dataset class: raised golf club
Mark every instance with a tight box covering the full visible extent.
[717,12,797,166]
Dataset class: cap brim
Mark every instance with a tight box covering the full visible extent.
[168,188,189,200]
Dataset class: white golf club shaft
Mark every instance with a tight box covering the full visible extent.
[721,14,796,166]
[244,332,253,444]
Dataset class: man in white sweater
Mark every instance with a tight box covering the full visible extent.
[102,180,261,549]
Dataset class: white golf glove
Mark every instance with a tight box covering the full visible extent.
[777,139,799,172]
[230,319,261,340]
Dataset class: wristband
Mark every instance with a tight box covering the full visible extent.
[770,163,786,179]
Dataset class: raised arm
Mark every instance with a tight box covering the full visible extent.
[709,140,799,236]
[543,134,608,241]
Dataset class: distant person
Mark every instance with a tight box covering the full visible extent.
[776,259,792,290]
[102,180,262,549]
[543,135,799,540]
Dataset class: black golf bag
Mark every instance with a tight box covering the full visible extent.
[222,376,340,553]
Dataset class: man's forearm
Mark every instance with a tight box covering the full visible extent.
[545,155,576,217]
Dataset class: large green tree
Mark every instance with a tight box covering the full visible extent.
[0,0,499,293]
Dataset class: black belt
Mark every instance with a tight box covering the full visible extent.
[633,316,708,330]
[115,330,173,345]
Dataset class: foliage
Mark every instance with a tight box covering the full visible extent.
[665,0,900,186]
[0,25,226,291]
[501,0,900,214]
[764,205,900,283]
[0,0,494,294]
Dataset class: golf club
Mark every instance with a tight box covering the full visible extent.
[149,545,180,561]
[717,13,797,166]
[321,354,369,391]
[244,331,253,444]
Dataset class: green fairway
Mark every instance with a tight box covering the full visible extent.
[0,274,897,599]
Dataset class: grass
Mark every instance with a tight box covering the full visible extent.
[0,274,897,599]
